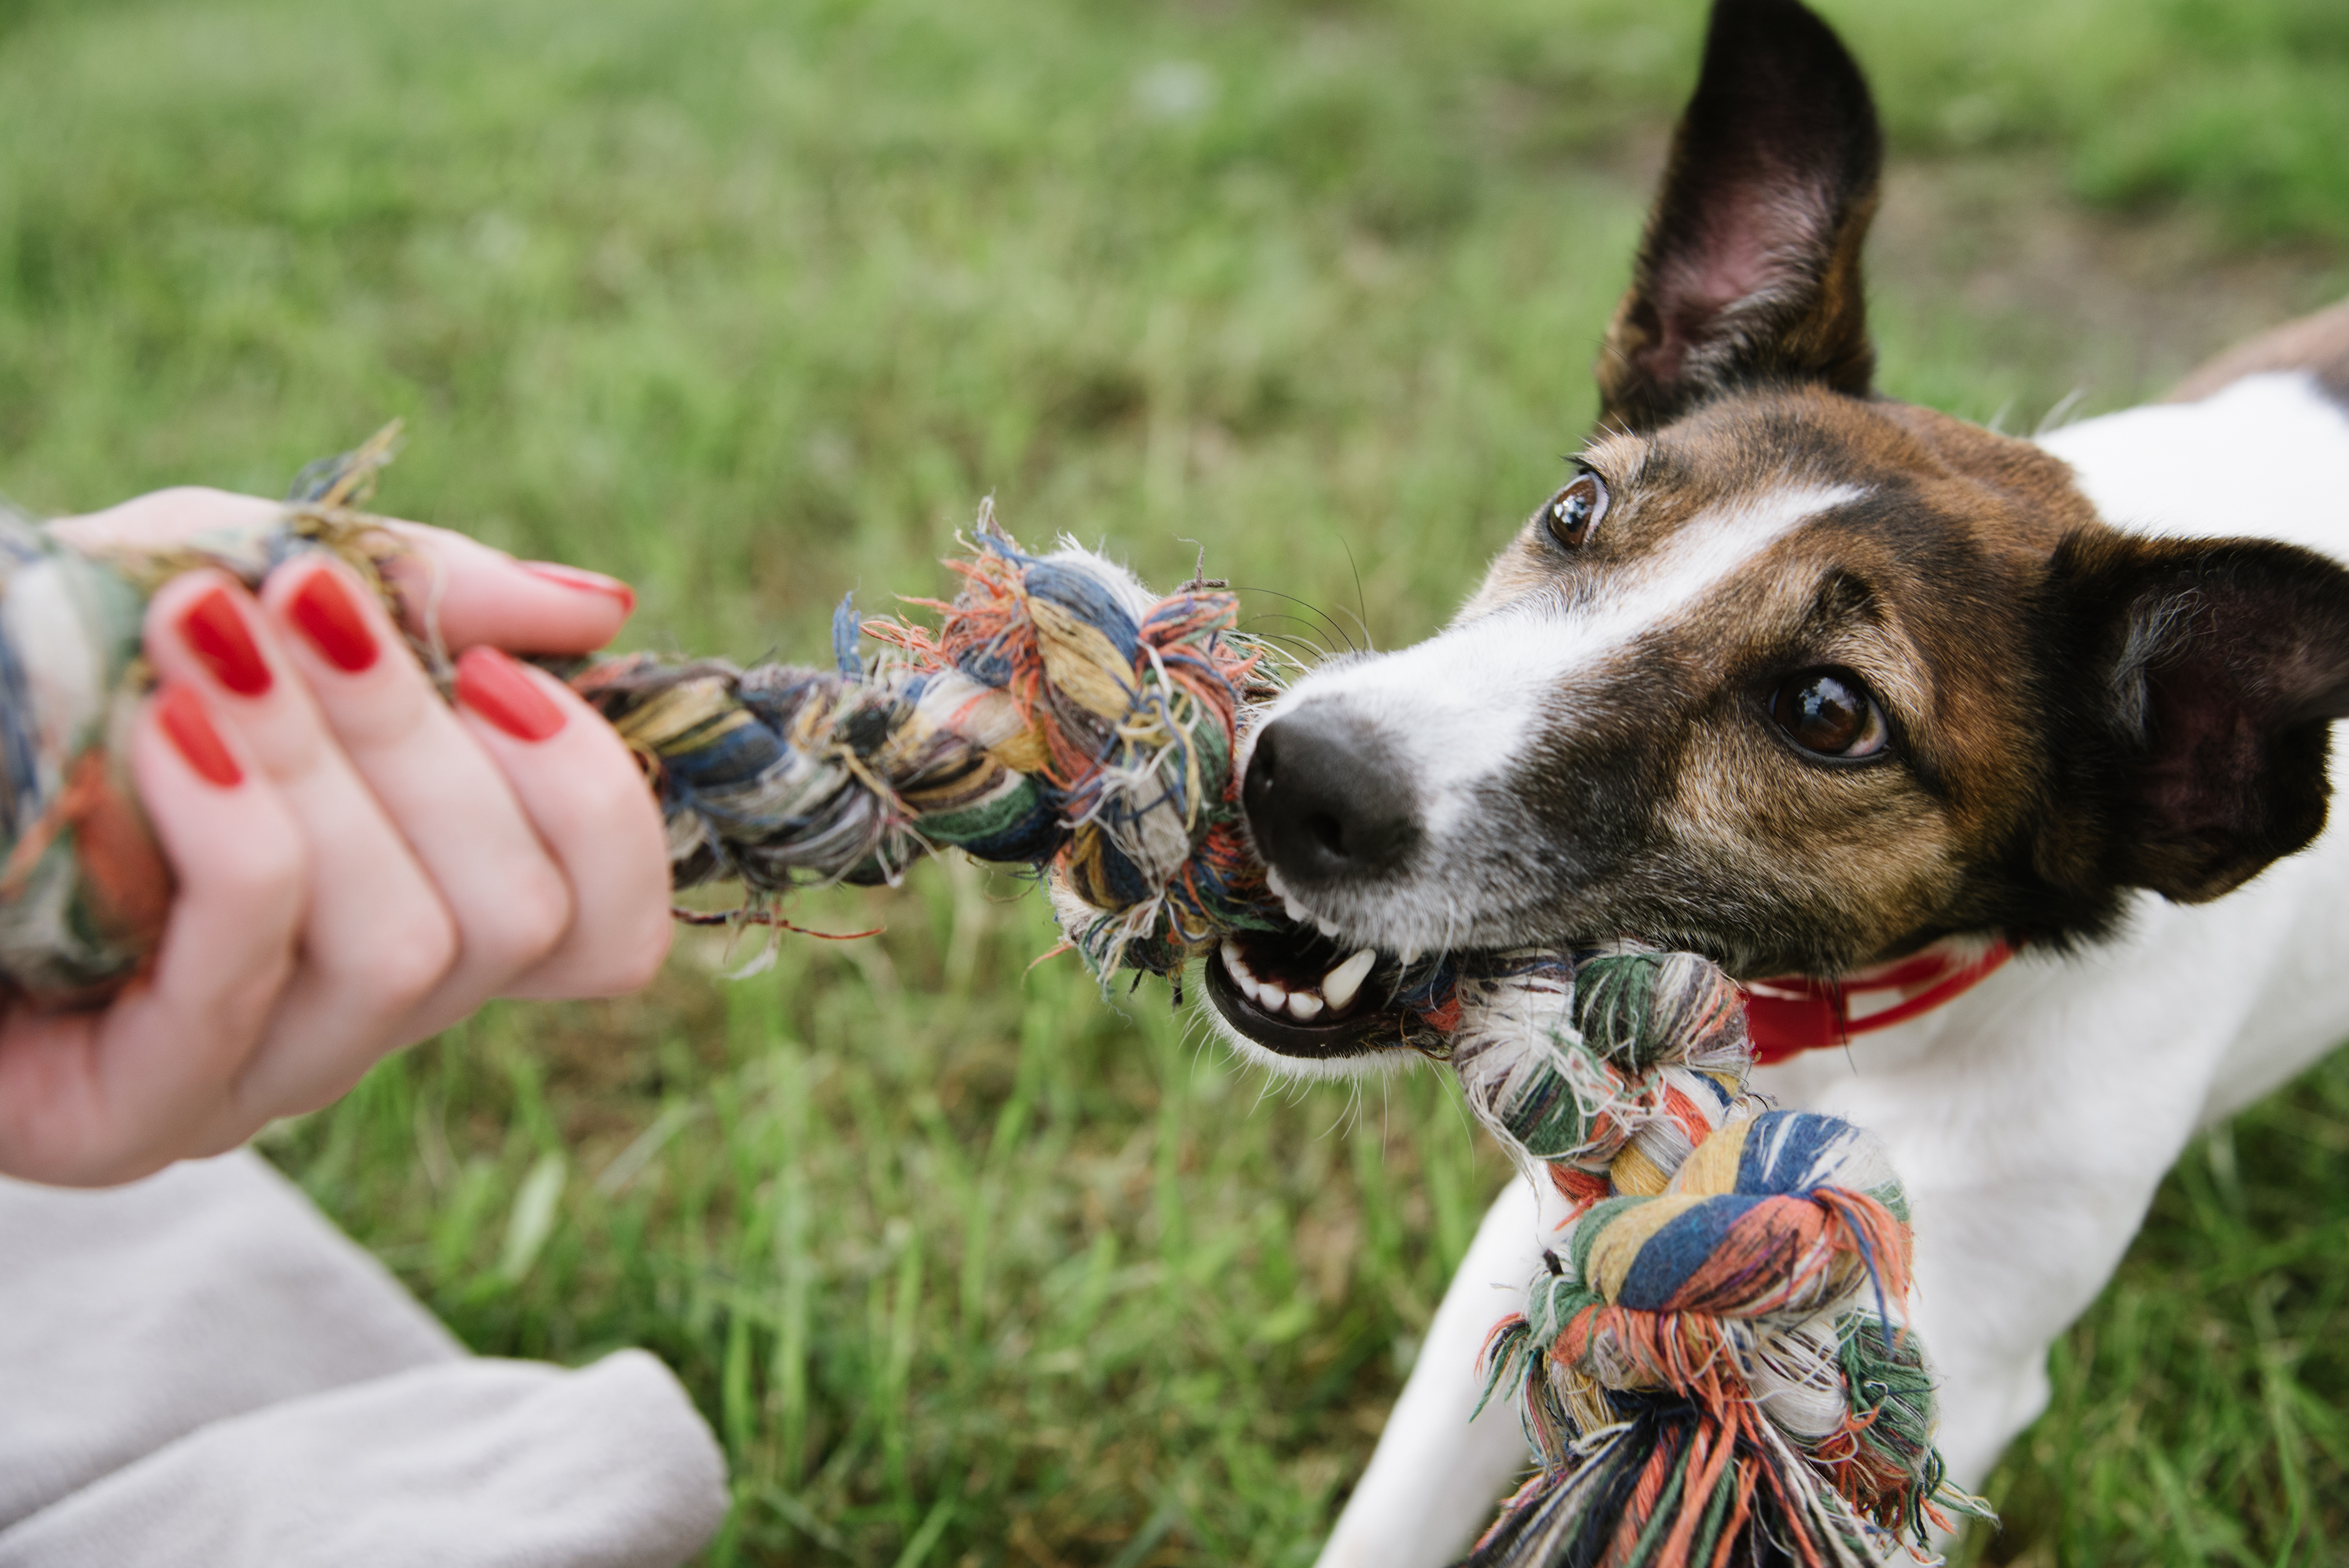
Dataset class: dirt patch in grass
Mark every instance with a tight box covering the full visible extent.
[1872,152,2349,402]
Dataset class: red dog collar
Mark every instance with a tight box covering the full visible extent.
[1739,938,2015,1065]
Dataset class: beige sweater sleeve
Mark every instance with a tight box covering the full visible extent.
[0,1151,726,1568]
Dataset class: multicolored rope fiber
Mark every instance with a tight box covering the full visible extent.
[562,496,1290,979]
[1452,945,1990,1567]
[0,431,1982,1563]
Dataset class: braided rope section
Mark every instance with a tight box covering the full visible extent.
[564,501,1287,977]
[1451,947,1990,1567]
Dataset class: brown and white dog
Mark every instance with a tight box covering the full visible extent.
[1192,1,2349,1561]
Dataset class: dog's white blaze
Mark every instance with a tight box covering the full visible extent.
[1266,482,1865,840]
[1547,480,1870,678]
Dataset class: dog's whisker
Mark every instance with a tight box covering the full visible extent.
[1338,537,1376,655]
[1244,624,1339,664]
[1232,585,1359,658]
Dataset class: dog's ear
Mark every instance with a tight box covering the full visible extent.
[1595,0,1883,431]
[2055,534,2349,903]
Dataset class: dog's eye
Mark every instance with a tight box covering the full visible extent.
[1537,473,1608,550]
[1769,668,1890,760]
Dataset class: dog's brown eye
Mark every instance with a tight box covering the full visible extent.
[1769,668,1889,760]
[1538,473,1608,550]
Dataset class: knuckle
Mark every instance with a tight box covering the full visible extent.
[342,901,460,1014]
[204,831,309,913]
[329,692,436,759]
[476,864,574,975]
[599,912,674,994]
[519,899,670,1000]
[570,753,658,837]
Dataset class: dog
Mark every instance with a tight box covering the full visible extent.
[1189,1,2349,1561]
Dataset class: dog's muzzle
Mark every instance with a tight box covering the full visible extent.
[1193,701,1445,1067]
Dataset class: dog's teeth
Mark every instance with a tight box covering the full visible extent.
[1324,948,1376,1011]
[1281,891,1314,925]
[1258,980,1288,1011]
[1220,940,1270,1004]
[1287,990,1324,1021]
[1314,916,1341,938]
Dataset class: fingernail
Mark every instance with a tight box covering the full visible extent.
[455,647,566,742]
[286,567,381,674]
[521,561,636,615]
[178,586,272,696]
[156,683,243,787]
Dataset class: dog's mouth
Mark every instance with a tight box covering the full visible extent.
[1203,919,1452,1064]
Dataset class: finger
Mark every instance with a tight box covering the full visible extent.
[0,684,303,1186]
[143,570,459,1121]
[47,485,283,551]
[375,522,634,654]
[53,491,636,657]
[257,556,577,1038]
[450,648,672,999]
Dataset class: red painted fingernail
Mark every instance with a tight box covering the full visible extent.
[287,567,380,674]
[521,561,636,615]
[155,683,243,787]
[455,647,567,742]
[178,586,272,696]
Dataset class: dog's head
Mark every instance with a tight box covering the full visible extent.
[1208,0,2349,1075]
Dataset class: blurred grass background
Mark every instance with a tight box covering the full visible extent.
[5,0,2349,1562]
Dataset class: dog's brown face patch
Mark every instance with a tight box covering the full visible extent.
[1441,386,2108,975]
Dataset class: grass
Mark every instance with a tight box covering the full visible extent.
[261,878,1498,1563]
[1981,1096,2349,1565]
[2,0,2347,1562]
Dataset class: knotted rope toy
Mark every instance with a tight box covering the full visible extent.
[0,431,1984,1562]
[1452,947,1989,1566]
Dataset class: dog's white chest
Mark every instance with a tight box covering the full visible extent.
[1752,825,2349,1486]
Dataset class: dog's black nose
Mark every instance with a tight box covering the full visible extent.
[1244,704,1421,884]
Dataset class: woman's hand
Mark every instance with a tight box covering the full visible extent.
[0,487,672,1187]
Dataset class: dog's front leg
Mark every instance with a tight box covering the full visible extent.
[1314,1177,1546,1568]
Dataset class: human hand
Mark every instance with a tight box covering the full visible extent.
[0,487,672,1187]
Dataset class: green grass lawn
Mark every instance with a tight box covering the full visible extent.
[6,0,2349,1562]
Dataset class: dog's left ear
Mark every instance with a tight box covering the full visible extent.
[1596,0,1883,431]
[2057,534,2349,903]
